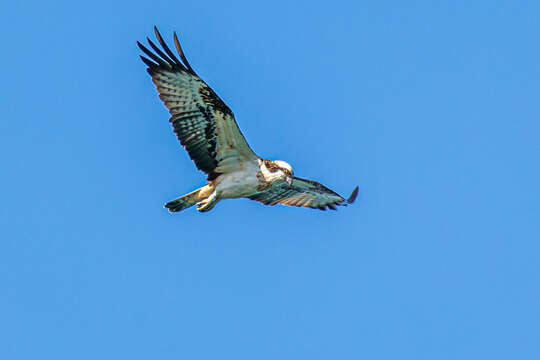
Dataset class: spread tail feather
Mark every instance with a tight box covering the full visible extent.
[164,188,202,212]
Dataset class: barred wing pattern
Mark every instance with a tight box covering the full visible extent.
[138,27,257,180]
[249,177,359,210]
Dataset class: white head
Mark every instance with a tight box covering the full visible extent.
[272,160,294,186]
[273,160,294,175]
[261,159,295,185]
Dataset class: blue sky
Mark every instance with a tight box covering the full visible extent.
[1,0,539,359]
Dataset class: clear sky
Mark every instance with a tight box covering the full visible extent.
[1,0,539,359]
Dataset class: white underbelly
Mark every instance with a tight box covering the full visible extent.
[216,168,259,199]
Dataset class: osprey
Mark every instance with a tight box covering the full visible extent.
[138,27,358,212]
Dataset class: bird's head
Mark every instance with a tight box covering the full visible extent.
[272,160,294,186]
[261,159,294,185]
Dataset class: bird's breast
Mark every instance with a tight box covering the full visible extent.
[215,164,260,199]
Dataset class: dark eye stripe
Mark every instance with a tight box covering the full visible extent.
[264,159,281,173]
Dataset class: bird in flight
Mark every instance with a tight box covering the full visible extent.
[137,27,358,212]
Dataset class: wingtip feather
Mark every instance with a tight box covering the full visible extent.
[153,26,183,68]
[146,37,175,68]
[139,55,157,68]
[173,31,196,75]
[346,186,359,204]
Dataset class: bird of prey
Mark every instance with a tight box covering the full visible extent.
[137,27,358,212]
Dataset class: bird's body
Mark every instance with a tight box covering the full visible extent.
[138,27,358,213]
[216,160,261,199]
[165,159,294,212]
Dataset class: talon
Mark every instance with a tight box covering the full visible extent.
[196,192,219,212]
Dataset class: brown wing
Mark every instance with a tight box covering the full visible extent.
[138,27,258,180]
[249,177,359,210]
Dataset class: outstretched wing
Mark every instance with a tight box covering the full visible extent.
[138,27,258,180]
[249,177,359,211]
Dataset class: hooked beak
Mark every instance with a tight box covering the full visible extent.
[286,176,293,186]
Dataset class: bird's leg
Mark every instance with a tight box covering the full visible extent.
[196,191,219,212]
